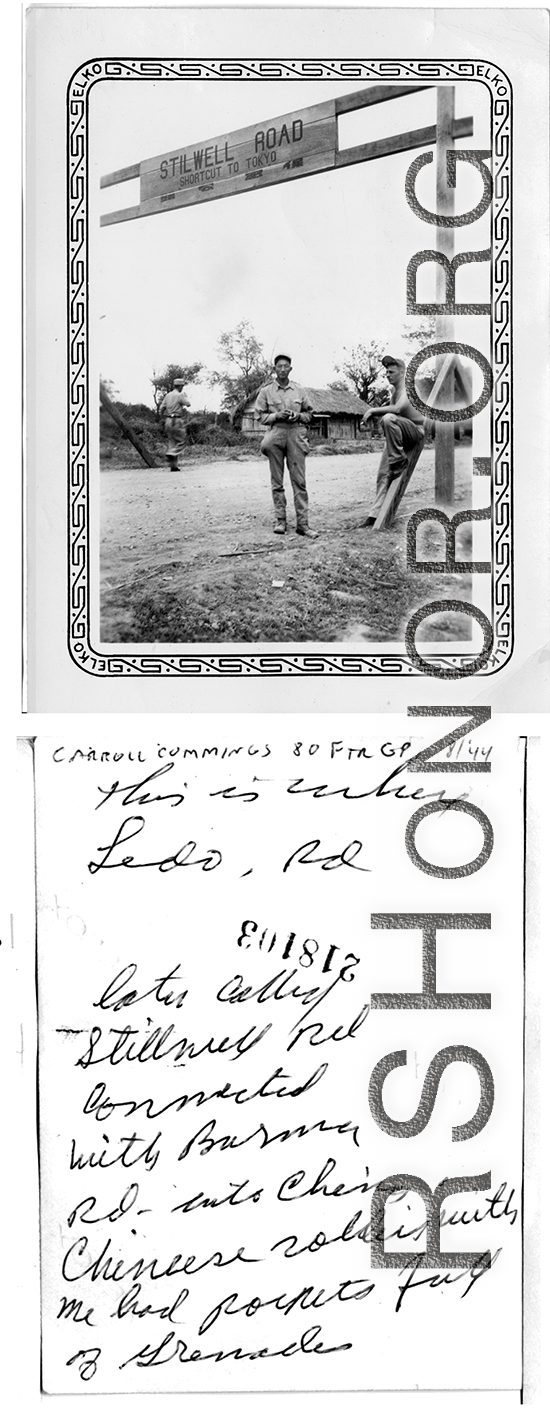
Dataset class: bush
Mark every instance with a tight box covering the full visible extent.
[119,402,157,422]
[194,425,250,448]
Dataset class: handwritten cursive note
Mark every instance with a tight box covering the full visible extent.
[36,717,523,1392]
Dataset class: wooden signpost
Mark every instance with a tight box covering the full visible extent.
[101,83,474,505]
[435,86,456,505]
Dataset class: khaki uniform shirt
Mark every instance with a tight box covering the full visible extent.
[159,389,190,418]
[255,379,313,426]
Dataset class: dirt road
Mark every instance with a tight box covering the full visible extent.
[100,447,473,644]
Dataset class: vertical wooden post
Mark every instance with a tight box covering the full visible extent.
[434,87,456,504]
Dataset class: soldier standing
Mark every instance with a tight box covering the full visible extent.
[255,355,317,538]
[159,377,191,471]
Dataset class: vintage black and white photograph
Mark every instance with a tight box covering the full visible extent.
[85,66,503,672]
[26,5,547,709]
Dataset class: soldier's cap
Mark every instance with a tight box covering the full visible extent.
[173,377,185,385]
[274,353,292,365]
[381,355,405,370]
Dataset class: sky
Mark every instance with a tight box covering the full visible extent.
[92,76,491,411]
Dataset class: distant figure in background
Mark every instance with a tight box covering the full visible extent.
[360,355,425,526]
[255,355,317,538]
[159,377,191,471]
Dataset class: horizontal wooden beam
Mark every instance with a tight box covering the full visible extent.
[335,115,473,169]
[101,203,142,226]
[335,84,432,115]
[100,162,140,189]
[100,113,474,228]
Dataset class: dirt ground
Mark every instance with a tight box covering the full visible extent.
[100,446,473,644]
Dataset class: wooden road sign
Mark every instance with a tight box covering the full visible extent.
[100,84,472,227]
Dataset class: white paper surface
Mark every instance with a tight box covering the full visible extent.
[35,714,525,1393]
[13,7,548,1408]
[25,5,550,710]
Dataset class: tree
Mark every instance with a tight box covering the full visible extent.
[402,315,437,351]
[210,320,271,413]
[401,317,437,383]
[100,376,118,400]
[333,340,390,406]
[327,378,351,394]
[151,362,203,414]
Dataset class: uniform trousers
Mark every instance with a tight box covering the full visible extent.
[260,424,310,529]
[368,413,425,518]
[164,416,188,457]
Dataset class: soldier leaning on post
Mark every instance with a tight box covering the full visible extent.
[360,355,426,526]
[158,377,191,471]
[254,355,318,539]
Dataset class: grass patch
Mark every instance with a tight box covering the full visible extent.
[105,541,471,644]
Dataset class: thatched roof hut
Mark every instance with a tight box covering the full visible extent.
[235,384,369,439]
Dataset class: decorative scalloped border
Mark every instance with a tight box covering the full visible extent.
[67,59,512,678]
